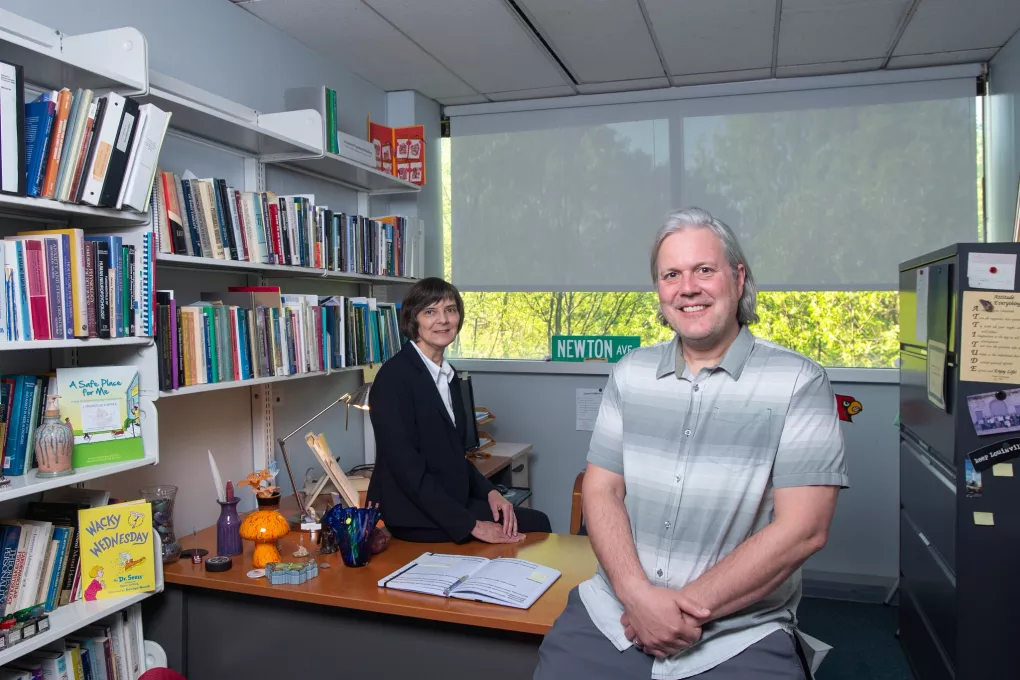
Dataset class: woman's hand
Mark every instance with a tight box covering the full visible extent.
[487,489,518,536]
[471,520,525,544]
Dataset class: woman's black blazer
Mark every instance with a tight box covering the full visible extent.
[366,341,496,541]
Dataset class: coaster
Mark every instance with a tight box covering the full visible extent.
[247,569,266,579]
[205,556,232,572]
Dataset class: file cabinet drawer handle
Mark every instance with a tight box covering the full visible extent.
[512,464,525,473]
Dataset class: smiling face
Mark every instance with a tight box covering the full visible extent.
[415,297,461,354]
[656,227,744,353]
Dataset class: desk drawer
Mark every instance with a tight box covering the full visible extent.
[900,584,954,680]
[900,437,957,571]
[511,454,529,488]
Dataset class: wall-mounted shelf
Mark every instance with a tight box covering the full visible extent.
[156,253,420,284]
[139,72,322,157]
[0,193,150,228]
[158,366,363,398]
[277,152,422,195]
[0,9,147,94]
[0,454,157,503]
[0,337,153,351]
[0,592,151,667]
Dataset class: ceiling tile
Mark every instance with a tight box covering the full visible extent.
[438,95,492,106]
[671,68,772,87]
[778,0,911,65]
[576,77,671,94]
[644,0,775,75]
[776,58,885,78]
[515,0,664,83]
[363,0,568,93]
[894,0,1020,55]
[244,0,477,100]
[888,48,1001,69]
[486,86,579,102]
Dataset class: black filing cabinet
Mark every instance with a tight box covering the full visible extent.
[898,243,1020,680]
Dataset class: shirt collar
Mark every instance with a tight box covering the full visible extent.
[655,325,755,381]
[411,341,454,385]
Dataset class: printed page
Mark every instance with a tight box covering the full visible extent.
[377,553,489,597]
[450,557,561,609]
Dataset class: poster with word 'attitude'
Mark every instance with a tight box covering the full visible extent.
[56,366,143,468]
[78,499,156,600]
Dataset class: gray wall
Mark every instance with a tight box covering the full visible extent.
[989,30,1020,242]
[465,367,899,584]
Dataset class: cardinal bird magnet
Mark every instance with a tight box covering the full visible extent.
[836,395,863,422]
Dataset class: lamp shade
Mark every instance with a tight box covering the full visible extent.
[347,382,371,410]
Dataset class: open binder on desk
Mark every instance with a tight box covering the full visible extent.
[378,552,560,609]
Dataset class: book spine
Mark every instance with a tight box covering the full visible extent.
[84,241,97,338]
[93,241,110,338]
[42,239,63,341]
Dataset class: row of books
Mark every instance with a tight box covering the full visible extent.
[151,170,422,278]
[0,60,170,210]
[1,367,143,478]
[0,602,144,680]
[155,287,403,392]
[0,229,154,342]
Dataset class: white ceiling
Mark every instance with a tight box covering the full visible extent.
[235,0,1020,105]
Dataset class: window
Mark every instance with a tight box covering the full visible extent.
[443,74,984,368]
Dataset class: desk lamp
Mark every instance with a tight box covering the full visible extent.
[276,382,371,522]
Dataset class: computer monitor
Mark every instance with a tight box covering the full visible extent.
[457,373,481,451]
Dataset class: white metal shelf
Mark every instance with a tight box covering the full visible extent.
[0,193,150,227]
[156,253,419,284]
[0,454,157,502]
[276,151,422,195]
[0,592,151,666]
[139,72,322,157]
[0,337,153,351]
[0,9,147,94]
[158,366,362,398]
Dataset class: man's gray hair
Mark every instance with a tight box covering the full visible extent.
[649,207,759,325]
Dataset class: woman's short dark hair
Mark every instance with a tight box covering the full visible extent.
[399,277,465,341]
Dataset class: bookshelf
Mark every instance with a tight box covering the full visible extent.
[0,5,424,668]
[139,72,322,158]
[158,366,363,398]
[156,253,419,284]
[0,194,150,228]
[0,10,164,669]
[0,9,147,94]
[0,591,150,666]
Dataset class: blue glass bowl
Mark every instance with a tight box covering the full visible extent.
[323,505,377,568]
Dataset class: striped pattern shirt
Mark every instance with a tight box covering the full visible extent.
[579,325,849,679]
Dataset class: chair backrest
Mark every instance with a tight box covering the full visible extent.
[570,470,585,535]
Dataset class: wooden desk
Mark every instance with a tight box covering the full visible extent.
[147,504,594,680]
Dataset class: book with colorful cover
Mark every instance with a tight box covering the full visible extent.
[56,366,143,468]
[77,500,155,601]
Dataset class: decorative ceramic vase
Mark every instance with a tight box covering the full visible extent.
[215,498,242,556]
[34,395,75,478]
[140,485,182,564]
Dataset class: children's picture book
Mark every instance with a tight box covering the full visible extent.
[56,366,143,468]
[377,552,561,609]
[77,500,155,600]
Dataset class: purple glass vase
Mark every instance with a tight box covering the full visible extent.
[216,498,242,556]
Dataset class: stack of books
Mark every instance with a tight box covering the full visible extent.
[0,59,171,210]
[151,172,421,278]
[0,229,155,342]
[155,287,403,392]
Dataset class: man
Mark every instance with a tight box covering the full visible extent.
[534,208,848,680]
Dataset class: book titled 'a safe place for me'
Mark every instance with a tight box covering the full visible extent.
[77,500,156,600]
[56,366,144,468]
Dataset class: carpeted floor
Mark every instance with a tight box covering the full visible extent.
[798,598,913,680]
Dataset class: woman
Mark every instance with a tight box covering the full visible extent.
[366,277,552,543]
